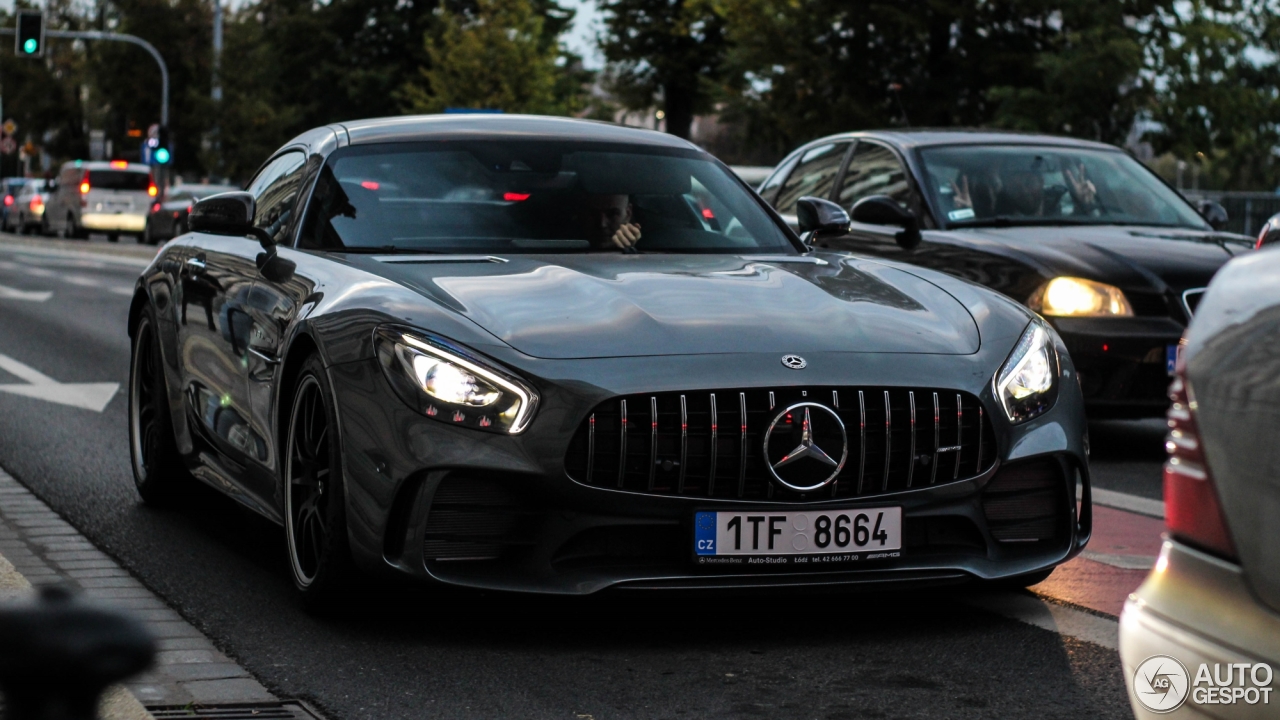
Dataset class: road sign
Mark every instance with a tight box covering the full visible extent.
[0,138,16,155]
[3,120,17,136]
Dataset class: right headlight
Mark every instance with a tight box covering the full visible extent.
[993,320,1060,424]
[1027,277,1133,317]
[374,326,539,434]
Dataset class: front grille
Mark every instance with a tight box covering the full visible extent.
[564,386,995,501]
[981,457,1067,542]
[422,476,538,561]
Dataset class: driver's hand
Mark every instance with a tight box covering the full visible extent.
[610,222,642,250]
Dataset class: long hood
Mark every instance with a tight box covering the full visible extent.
[949,225,1252,291]
[360,254,981,359]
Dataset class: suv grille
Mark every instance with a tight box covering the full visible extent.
[564,386,994,501]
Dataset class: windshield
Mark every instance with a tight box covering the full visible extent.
[87,170,152,192]
[919,145,1207,230]
[299,141,793,254]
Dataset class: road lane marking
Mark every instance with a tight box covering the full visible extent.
[966,592,1119,650]
[0,241,154,268]
[1091,487,1165,519]
[1082,551,1157,570]
[0,353,119,412]
[0,283,51,302]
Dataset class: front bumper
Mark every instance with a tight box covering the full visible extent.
[82,212,146,232]
[1051,317,1184,418]
[326,348,1091,595]
[1120,540,1280,719]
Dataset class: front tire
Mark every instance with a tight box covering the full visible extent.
[129,307,191,503]
[284,355,355,605]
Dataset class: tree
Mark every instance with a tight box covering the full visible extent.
[599,0,729,139]
[401,0,577,114]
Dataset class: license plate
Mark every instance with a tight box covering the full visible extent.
[1167,343,1183,376]
[694,507,902,558]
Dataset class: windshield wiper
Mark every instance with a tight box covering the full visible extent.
[951,216,1098,229]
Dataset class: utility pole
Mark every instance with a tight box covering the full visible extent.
[212,0,222,102]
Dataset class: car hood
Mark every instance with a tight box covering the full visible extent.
[363,253,981,359]
[949,224,1252,291]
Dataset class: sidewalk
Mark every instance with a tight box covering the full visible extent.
[0,465,277,708]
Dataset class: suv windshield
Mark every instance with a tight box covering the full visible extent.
[299,141,793,254]
[87,170,152,192]
[919,145,1207,230]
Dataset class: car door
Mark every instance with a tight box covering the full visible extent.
[176,153,305,513]
[238,152,313,512]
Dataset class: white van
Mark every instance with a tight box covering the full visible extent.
[46,161,157,242]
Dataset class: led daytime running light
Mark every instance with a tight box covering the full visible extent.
[400,334,536,434]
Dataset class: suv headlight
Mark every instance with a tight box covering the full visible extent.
[1027,277,1133,317]
[993,320,1060,424]
[374,327,539,434]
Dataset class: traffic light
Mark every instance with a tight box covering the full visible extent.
[153,126,171,164]
[15,11,45,58]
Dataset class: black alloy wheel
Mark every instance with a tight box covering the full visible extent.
[284,355,353,603]
[129,307,190,503]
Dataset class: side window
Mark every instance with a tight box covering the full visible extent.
[246,152,307,243]
[838,143,915,211]
[757,155,799,206]
[772,142,850,217]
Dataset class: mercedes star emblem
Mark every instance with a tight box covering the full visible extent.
[762,402,848,492]
[781,354,807,370]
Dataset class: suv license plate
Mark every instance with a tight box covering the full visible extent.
[694,508,902,558]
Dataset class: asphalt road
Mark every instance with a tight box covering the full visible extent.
[0,237,1153,719]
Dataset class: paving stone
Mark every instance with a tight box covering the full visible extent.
[56,560,120,570]
[66,567,131,579]
[127,680,193,706]
[127,608,186,623]
[83,587,154,600]
[157,637,218,651]
[155,649,223,665]
[76,576,144,589]
[144,621,205,639]
[181,678,274,704]
[101,596,170,611]
[48,550,111,562]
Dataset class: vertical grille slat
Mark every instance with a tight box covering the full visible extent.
[566,386,993,503]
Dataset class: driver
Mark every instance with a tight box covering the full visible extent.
[580,194,642,250]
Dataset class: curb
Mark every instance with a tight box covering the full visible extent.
[0,465,276,708]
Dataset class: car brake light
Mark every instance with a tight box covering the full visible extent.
[151,203,161,213]
[148,184,158,197]
[30,198,42,211]
[1164,369,1237,559]
[503,192,530,202]
[361,181,380,191]
[3,196,12,207]
[701,207,714,219]
[79,181,90,194]
[110,160,129,168]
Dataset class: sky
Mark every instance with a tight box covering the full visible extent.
[559,0,606,70]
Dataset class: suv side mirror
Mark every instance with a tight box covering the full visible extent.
[851,195,922,250]
[795,196,850,242]
[1197,199,1228,231]
[189,192,274,250]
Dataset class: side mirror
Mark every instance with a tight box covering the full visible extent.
[1257,213,1280,249]
[851,195,922,250]
[1197,199,1228,231]
[189,192,274,250]
[795,196,850,242]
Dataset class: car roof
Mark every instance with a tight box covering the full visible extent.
[332,114,700,151]
[804,128,1120,153]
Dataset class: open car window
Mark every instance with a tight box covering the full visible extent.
[919,145,1208,230]
[298,141,794,254]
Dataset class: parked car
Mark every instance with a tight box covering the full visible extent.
[127,115,1090,604]
[1255,211,1280,249]
[11,179,51,235]
[143,183,238,245]
[1,176,29,232]
[45,160,157,242]
[1119,247,1280,718]
[758,131,1254,418]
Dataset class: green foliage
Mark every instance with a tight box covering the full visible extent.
[599,0,729,139]
[401,0,578,115]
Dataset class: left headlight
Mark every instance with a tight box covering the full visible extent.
[993,320,1060,424]
[374,327,539,434]
[1027,276,1133,317]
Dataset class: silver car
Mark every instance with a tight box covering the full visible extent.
[45,160,157,242]
[1120,248,1280,718]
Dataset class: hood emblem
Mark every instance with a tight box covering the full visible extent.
[763,403,848,492]
[781,354,807,369]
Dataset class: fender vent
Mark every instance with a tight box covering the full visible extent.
[982,457,1068,542]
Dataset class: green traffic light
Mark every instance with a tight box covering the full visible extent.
[22,39,37,54]
[154,147,171,164]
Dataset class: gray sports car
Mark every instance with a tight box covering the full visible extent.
[127,115,1090,603]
